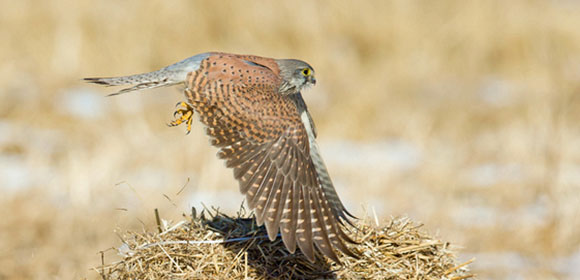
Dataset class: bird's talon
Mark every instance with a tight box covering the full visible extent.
[169,101,194,134]
[186,115,193,134]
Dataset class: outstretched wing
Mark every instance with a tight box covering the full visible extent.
[185,54,357,263]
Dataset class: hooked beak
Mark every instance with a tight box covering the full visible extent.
[308,76,317,85]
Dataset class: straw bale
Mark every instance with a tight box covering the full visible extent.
[95,207,473,279]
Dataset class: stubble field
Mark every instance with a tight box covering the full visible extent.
[1,0,579,278]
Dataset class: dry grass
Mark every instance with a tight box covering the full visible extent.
[1,0,580,279]
[96,206,473,279]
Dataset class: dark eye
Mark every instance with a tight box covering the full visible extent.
[302,68,311,76]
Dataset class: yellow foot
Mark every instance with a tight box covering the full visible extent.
[169,101,194,134]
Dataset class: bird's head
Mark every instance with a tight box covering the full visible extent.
[276,59,316,95]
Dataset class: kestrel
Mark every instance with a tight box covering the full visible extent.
[84,52,357,263]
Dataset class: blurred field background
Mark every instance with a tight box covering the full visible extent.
[1,0,579,279]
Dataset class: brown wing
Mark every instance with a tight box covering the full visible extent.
[184,53,356,263]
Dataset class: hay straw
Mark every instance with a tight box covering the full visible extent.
[94,207,474,279]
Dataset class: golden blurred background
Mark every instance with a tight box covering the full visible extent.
[1,0,579,278]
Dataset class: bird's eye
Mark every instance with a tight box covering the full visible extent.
[301,68,311,76]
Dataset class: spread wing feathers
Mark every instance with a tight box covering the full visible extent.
[186,54,357,263]
[293,94,356,230]
[206,118,356,263]
[309,139,357,229]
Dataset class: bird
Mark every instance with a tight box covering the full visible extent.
[84,52,358,263]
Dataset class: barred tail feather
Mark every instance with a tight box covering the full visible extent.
[84,52,212,95]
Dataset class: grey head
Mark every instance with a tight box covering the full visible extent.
[275,59,316,95]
